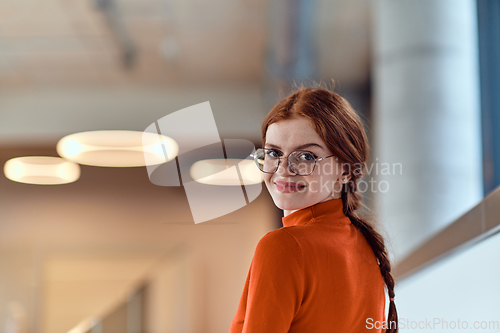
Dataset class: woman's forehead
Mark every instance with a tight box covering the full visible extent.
[266,118,326,149]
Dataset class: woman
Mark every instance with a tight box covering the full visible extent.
[230,87,398,333]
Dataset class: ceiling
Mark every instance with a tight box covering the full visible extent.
[0,0,370,88]
[0,0,372,244]
[0,0,371,145]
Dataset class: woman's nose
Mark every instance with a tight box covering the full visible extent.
[276,157,296,176]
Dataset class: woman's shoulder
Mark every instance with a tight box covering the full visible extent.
[257,223,319,248]
[258,223,357,259]
[258,227,300,248]
[254,228,303,261]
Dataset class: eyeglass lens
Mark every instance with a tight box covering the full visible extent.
[254,149,316,175]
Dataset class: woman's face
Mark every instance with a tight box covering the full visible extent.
[263,117,349,216]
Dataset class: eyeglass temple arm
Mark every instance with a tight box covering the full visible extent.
[316,154,336,162]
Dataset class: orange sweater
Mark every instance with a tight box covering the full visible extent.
[230,198,386,332]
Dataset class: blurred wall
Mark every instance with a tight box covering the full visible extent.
[0,147,279,333]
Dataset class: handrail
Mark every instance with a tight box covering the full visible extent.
[393,185,500,281]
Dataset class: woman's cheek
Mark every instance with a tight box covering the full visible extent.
[263,174,273,189]
[310,176,334,194]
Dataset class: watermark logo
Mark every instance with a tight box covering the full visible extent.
[143,101,262,224]
[366,317,500,330]
[269,155,403,195]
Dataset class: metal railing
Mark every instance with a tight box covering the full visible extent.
[394,185,500,281]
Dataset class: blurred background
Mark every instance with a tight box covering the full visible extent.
[0,0,499,332]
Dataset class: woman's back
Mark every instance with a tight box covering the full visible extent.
[230,199,386,332]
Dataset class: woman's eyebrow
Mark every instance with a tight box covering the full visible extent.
[265,143,324,150]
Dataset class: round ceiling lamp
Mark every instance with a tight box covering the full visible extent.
[56,130,178,167]
[190,159,263,186]
[4,156,80,185]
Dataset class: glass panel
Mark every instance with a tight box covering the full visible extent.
[394,232,500,332]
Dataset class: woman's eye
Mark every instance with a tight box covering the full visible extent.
[266,150,280,158]
[300,153,316,161]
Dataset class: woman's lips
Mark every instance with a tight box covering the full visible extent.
[274,181,305,193]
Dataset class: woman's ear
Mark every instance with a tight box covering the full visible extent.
[340,174,350,184]
[339,164,351,184]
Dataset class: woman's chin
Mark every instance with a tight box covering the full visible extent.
[271,195,303,211]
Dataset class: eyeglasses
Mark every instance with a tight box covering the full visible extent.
[252,148,335,176]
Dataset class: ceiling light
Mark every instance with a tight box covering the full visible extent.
[190,159,263,186]
[4,156,80,185]
[57,130,178,167]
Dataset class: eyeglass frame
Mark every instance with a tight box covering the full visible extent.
[251,148,336,176]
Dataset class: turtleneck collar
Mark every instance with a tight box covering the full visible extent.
[281,198,351,227]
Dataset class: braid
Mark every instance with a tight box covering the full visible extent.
[341,182,399,333]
